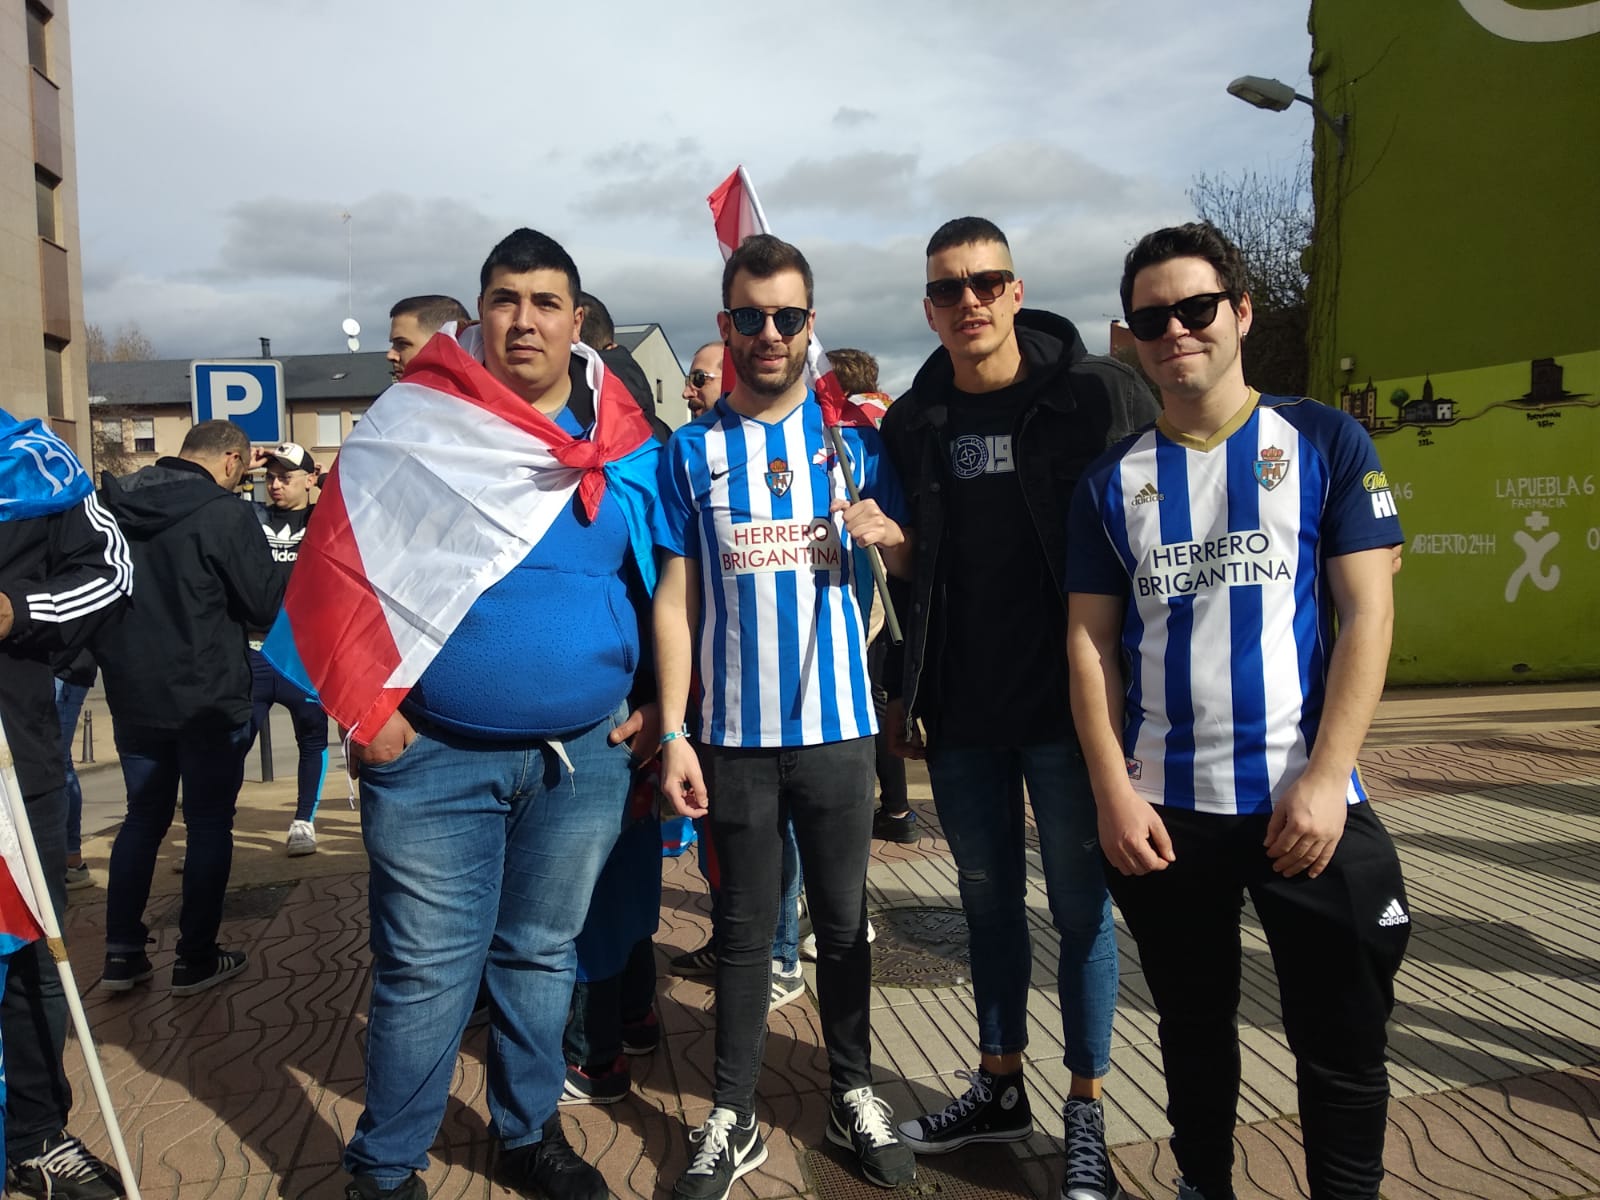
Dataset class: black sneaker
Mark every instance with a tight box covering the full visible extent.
[171,948,247,996]
[498,1113,606,1200]
[872,808,919,843]
[827,1087,916,1187]
[897,1066,1032,1153]
[669,939,717,977]
[672,1107,766,1200]
[100,950,154,993]
[559,1055,631,1105]
[5,1133,124,1200]
[1174,1179,1236,1200]
[1061,1097,1122,1200]
[344,1171,428,1200]
[621,1008,660,1055]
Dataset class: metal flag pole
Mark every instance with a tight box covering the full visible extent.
[0,716,141,1200]
[822,418,903,645]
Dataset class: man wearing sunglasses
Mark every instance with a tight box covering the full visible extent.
[877,217,1157,1200]
[655,233,917,1198]
[682,343,723,420]
[1066,222,1408,1200]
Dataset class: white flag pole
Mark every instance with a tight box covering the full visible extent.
[0,716,141,1200]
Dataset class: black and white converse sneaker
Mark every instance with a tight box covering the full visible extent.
[896,1066,1032,1153]
[827,1087,916,1187]
[672,1107,766,1200]
[1061,1097,1122,1200]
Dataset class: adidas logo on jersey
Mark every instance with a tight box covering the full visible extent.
[1378,898,1410,927]
[1131,481,1163,506]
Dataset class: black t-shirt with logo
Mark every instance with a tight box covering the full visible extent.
[254,503,313,597]
[934,379,1071,747]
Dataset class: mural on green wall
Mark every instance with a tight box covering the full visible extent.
[1337,352,1599,682]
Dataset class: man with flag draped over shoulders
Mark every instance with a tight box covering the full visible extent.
[264,228,661,1200]
[0,409,131,1200]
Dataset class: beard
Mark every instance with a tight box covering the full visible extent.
[731,338,807,397]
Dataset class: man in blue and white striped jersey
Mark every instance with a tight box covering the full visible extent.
[1066,221,1410,1200]
[654,233,917,1199]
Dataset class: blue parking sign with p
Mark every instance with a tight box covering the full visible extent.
[191,360,286,444]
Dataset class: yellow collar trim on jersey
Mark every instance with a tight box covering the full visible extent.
[1157,388,1260,452]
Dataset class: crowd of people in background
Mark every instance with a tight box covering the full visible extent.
[0,212,1410,1200]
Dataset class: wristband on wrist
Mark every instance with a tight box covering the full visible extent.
[660,725,690,746]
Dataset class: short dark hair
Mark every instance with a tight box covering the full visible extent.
[925,216,1010,259]
[826,348,878,394]
[180,419,249,459]
[721,233,814,310]
[1120,221,1248,317]
[389,294,471,333]
[478,228,581,301]
[578,292,614,349]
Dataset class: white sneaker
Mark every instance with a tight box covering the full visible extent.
[799,919,875,962]
[286,819,317,857]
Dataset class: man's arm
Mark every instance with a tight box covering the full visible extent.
[1067,591,1174,875]
[1263,545,1395,878]
[219,504,287,631]
[654,552,708,818]
[0,495,131,654]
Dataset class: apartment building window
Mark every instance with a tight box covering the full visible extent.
[132,418,155,453]
[43,337,65,419]
[26,3,49,77]
[316,411,342,446]
[36,168,59,243]
[98,419,123,445]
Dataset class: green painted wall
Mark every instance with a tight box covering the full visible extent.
[1306,0,1600,682]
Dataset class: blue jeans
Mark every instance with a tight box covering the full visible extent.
[105,721,252,962]
[925,739,1118,1077]
[345,706,631,1187]
[247,648,330,823]
[53,679,89,858]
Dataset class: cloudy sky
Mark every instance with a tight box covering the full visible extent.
[72,0,1314,391]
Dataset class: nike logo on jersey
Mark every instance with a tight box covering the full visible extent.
[710,466,731,481]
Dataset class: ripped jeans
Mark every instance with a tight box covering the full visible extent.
[925,739,1117,1078]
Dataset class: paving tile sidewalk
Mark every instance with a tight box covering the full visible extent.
[54,686,1600,1199]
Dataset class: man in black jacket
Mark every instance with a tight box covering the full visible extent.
[95,419,284,997]
[878,218,1159,1200]
[0,409,132,1200]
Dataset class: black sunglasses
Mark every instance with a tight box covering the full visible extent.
[1126,292,1233,341]
[687,368,719,388]
[925,270,1015,308]
[725,307,808,337]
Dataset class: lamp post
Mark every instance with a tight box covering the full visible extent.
[1227,75,1349,156]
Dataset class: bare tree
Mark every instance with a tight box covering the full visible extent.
[1188,157,1312,397]
[85,322,155,363]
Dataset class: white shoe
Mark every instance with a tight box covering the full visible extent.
[286,819,317,856]
[800,919,875,962]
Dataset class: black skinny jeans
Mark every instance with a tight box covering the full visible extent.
[1107,801,1410,1200]
[702,737,876,1119]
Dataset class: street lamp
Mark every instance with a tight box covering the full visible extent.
[1227,75,1349,156]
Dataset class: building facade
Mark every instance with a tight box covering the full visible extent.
[1307,0,1599,682]
[2,0,88,455]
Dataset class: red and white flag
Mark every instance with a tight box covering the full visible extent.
[264,329,657,745]
[0,775,45,957]
[707,166,882,429]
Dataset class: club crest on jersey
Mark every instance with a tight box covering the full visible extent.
[765,457,793,497]
[1254,446,1289,491]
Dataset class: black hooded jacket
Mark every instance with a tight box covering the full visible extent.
[94,458,284,732]
[878,308,1160,741]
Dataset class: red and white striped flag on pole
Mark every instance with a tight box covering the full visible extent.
[707,166,884,431]
[0,776,43,959]
[706,166,902,641]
